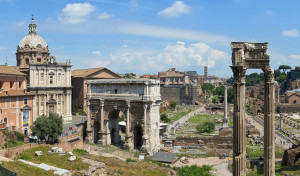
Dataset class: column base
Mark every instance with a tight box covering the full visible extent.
[85,130,92,143]
[97,130,107,145]
[141,135,149,153]
[124,133,133,150]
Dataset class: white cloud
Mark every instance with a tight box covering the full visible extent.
[282,29,299,37]
[121,45,128,48]
[158,1,190,17]
[92,51,102,56]
[264,10,274,16]
[289,55,300,59]
[91,42,229,73]
[98,12,114,20]
[59,3,96,24]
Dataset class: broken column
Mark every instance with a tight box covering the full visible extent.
[263,67,275,176]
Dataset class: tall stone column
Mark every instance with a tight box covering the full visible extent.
[124,100,133,150]
[263,67,275,176]
[85,100,92,143]
[98,99,106,145]
[223,85,228,127]
[141,103,149,153]
[231,66,247,176]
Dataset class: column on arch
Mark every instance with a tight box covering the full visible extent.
[124,100,133,150]
[98,99,107,145]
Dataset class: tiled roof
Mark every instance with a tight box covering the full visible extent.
[72,68,105,77]
[0,89,35,97]
[71,67,121,78]
[0,66,26,76]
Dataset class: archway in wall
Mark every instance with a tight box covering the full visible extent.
[94,121,100,143]
[108,110,121,145]
[134,125,143,149]
[294,152,300,164]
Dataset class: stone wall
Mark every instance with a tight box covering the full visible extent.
[276,104,300,113]
[174,136,232,146]
[160,87,181,104]
[281,146,300,166]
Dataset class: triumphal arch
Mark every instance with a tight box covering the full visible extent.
[85,79,161,154]
[231,42,275,176]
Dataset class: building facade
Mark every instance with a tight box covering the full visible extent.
[0,65,35,135]
[16,17,72,120]
[85,79,161,154]
[71,68,122,113]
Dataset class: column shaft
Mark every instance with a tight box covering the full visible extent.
[124,101,133,150]
[223,85,228,127]
[263,67,275,176]
[231,66,247,176]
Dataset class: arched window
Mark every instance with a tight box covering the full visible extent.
[4,117,7,124]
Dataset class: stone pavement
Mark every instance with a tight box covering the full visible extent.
[213,162,232,176]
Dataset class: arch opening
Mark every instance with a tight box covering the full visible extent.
[134,125,143,149]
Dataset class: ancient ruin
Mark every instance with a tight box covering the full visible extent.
[231,42,275,176]
[85,79,161,154]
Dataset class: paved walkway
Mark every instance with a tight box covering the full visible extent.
[213,162,232,176]
[167,106,206,132]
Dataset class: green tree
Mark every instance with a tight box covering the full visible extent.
[275,74,287,85]
[175,165,212,176]
[202,83,214,93]
[213,85,224,96]
[279,65,292,73]
[196,122,215,133]
[160,114,170,123]
[31,112,63,143]
[212,96,218,104]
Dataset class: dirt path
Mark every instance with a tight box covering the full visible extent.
[0,156,12,162]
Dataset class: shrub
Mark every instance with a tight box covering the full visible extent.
[14,131,25,140]
[174,164,212,176]
[76,109,86,115]
[196,122,215,133]
[73,149,88,155]
[212,96,218,104]
[160,114,170,123]
[171,101,177,109]
[126,158,137,162]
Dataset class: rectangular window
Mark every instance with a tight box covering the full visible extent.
[26,59,29,65]
[0,82,3,89]
[115,89,117,94]
[24,98,28,105]
[10,82,14,88]
[37,58,41,62]
[19,81,22,88]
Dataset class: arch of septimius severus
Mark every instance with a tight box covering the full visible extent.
[231,42,275,176]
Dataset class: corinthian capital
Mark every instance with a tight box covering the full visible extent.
[263,67,274,83]
[231,66,247,84]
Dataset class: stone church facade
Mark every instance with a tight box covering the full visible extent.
[16,17,72,120]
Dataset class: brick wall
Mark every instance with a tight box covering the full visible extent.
[161,87,181,104]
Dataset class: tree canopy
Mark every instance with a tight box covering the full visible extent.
[201,83,215,93]
[279,65,292,73]
[31,112,63,143]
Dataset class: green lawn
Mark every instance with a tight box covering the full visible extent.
[188,114,223,124]
[7,140,25,148]
[169,110,192,122]
[2,161,56,176]
[19,145,90,171]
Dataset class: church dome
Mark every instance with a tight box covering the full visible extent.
[18,17,48,49]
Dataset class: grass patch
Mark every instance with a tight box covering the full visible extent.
[188,114,223,124]
[19,145,89,171]
[126,158,137,162]
[6,140,25,148]
[84,154,170,176]
[247,164,300,176]
[169,110,192,122]
[73,149,88,155]
[2,161,56,176]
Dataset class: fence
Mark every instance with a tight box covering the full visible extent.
[0,165,16,176]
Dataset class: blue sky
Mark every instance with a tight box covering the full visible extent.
[1,0,300,77]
